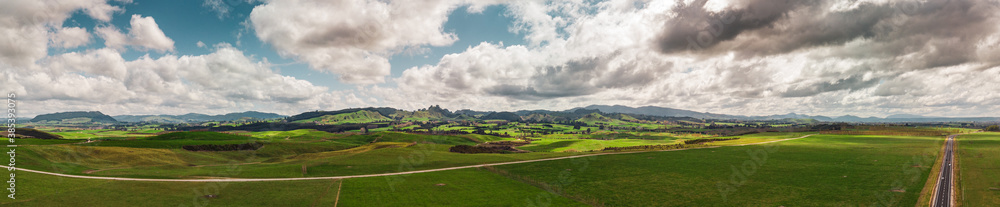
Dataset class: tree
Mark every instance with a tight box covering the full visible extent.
[573,125,581,130]
[586,128,592,134]
[986,125,1000,132]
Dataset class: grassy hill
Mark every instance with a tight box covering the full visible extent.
[576,113,626,125]
[293,110,391,124]
[3,128,63,139]
[146,131,254,141]
[30,111,117,123]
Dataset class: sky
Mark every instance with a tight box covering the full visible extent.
[2,0,1000,118]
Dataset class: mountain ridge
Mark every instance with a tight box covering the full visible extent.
[113,111,285,123]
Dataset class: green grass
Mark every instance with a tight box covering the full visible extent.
[2,137,83,145]
[518,132,808,152]
[956,132,1000,206]
[2,165,582,207]
[1,170,343,206]
[4,131,955,206]
[341,168,585,206]
[293,110,391,125]
[14,131,816,180]
[704,132,814,145]
[147,131,259,141]
[47,129,153,139]
[491,134,942,206]
[247,129,342,141]
[519,138,679,152]
[16,131,585,179]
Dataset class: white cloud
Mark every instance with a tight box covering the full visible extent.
[203,0,260,19]
[82,1,123,22]
[97,14,175,52]
[5,0,1000,118]
[50,27,91,48]
[0,0,360,116]
[249,0,478,84]
[368,0,1000,117]
[47,48,128,80]
[0,0,121,66]
[7,44,339,116]
[202,0,231,19]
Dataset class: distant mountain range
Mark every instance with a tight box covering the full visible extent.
[113,111,285,123]
[26,105,1000,124]
[574,105,1000,123]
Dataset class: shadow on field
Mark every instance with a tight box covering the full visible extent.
[523,140,583,152]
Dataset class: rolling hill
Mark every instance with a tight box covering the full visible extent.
[293,110,392,124]
[113,111,285,123]
[30,111,117,123]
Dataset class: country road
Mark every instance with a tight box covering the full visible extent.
[18,134,814,182]
[932,134,956,207]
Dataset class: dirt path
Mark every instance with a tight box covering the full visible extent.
[310,179,340,207]
[333,179,343,207]
[19,134,814,182]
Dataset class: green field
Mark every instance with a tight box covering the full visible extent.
[5,120,978,207]
[292,110,391,125]
[12,131,585,179]
[4,133,951,206]
[490,134,942,206]
[2,170,343,206]
[1,166,584,207]
[956,132,1000,206]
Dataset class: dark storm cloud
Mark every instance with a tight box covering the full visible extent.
[781,75,880,97]
[485,84,596,101]
[656,0,811,54]
[657,0,999,70]
[720,62,771,98]
[300,22,384,50]
[485,57,609,100]
[801,0,994,69]
[483,51,674,101]
[593,59,671,89]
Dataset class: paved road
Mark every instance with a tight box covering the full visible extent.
[932,135,956,207]
[18,134,814,182]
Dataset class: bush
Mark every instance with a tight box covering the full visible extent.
[182,142,264,151]
[11,128,63,139]
[986,125,1000,132]
[599,144,688,152]
[449,145,517,154]
[683,138,740,144]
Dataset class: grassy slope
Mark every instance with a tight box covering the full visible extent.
[293,110,390,125]
[3,132,956,206]
[956,132,1000,206]
[1,171,342,207]
[14,130,582,178]
[493,134,941,206]
[340,168,585,206]
[519,132,808,152]
[247,129,342,141]
[2,167,582,207]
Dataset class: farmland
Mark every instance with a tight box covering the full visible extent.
[5,107,990,206]
[956,132,1000,206]
[3,131,960,206]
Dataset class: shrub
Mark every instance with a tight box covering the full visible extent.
[986,125,1000,132]
[449,145,517,154]
[182,142,264,151]
[683,138,740,144]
